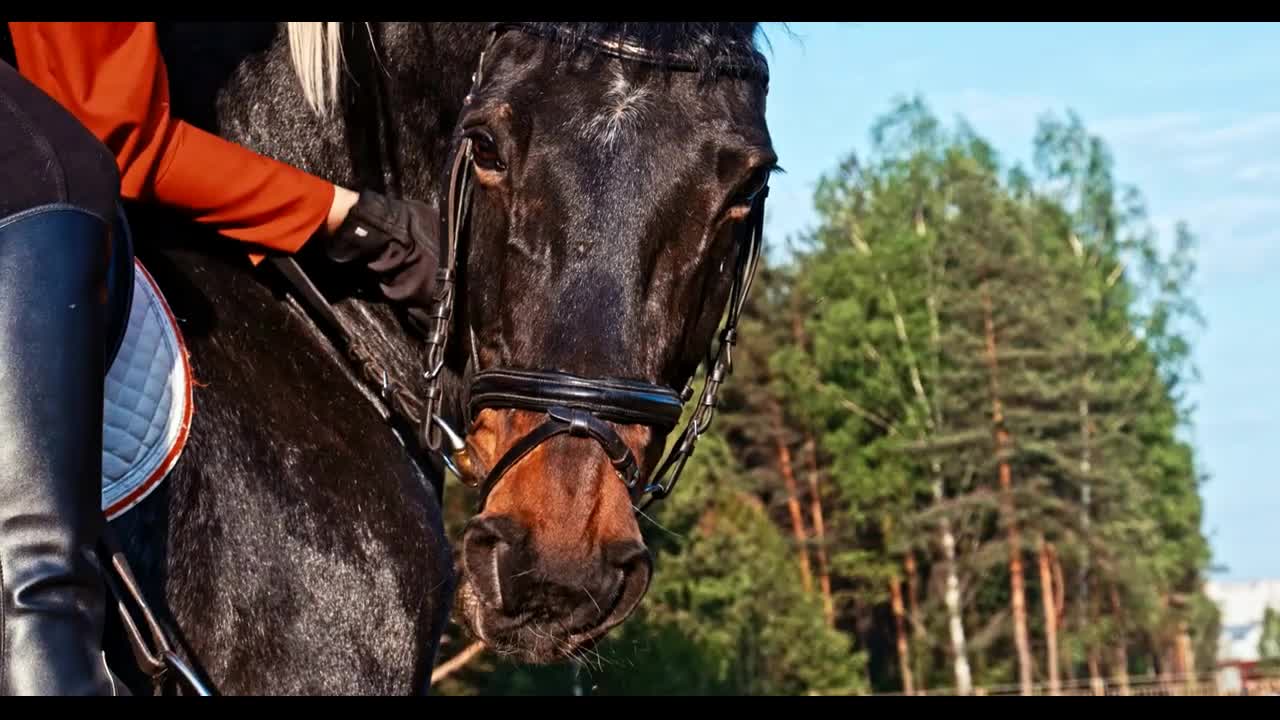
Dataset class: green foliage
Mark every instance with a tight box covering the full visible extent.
[765,93,1213,693]
[1260,608,1280,670]
[595,435,866,695]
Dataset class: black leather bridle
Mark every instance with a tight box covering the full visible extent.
[277,22,769,513]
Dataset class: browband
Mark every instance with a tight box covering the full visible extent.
[487,22,769,84]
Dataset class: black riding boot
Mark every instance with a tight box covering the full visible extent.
[0,203,123,696]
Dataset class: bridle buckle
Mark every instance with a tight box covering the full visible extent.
[548,405,592,437]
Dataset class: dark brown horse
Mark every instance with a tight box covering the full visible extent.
[12,21,776,694]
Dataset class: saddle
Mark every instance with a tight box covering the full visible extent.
[97,204,208,696]
[101,204,194,520]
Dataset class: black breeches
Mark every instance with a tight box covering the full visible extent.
[0,59,120,222]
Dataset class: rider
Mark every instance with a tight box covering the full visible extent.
[0,22,442,695]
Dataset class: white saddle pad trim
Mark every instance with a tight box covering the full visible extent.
[101,260,194,521]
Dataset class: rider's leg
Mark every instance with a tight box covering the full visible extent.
[0,59,126,696]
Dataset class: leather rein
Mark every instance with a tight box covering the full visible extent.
[274,22,769,513]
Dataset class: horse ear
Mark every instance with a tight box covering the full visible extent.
[286,21,345,118]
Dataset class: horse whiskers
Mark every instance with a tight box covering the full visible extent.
[551,618,612,672]
[581,583,603,615]
[553,633,591,671]
[568,645,593,673]
[635,507,684,539]
[531,621,560,661]
[575,640,610,673]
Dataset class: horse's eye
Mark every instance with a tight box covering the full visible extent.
[468,130,505,172]
[732,167,770,207]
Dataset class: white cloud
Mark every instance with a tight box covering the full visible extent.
[922,93,1280,285]
[1093,111,1203,139]
[1094,114,1280,285]
[1097,111,1280,163]
[929,88,1063,144]
[1234,162,1280,182]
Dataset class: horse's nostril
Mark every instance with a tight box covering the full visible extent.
[604,540,651,575]
[579,540,653,635]
[463,515,531,614]
[464,515,528,550]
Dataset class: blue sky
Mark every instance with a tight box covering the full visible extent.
[759,22,1279,582]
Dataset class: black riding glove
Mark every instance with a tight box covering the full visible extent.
[323,191,442,333]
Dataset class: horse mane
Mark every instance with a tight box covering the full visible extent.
[285,21,771,118]
[286,21,347,117]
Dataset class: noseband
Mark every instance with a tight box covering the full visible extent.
[275,22,769,513]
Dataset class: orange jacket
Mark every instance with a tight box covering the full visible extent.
[8,22,334,259]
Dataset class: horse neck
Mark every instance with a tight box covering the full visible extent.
[197,21,489,431]
[337,23,488,199]
[306,22,488,428]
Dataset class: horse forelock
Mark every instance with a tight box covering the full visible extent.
[576,64,655,149]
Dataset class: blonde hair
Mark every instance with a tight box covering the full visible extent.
[286,22,345,117]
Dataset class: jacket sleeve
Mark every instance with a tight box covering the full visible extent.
[8,22,335,256]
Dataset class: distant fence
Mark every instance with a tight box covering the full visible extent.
[870,671,1280,697]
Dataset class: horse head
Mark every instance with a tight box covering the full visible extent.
[426,23,777,663]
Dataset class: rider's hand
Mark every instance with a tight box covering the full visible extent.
[320,188,442,333]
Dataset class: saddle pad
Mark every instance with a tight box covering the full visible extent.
[101,260,193,521]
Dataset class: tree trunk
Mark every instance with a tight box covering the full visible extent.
[1111,647,1131,696]
[998,413,1032,697]
[923,212,971,696]
[904,553,922,637]
[1162,642,1179,695]
[904,552,926,693]
[1177,622,1195,693]
[769,399,812,592]
[935,479,973,695]
[889,573,915,695]
[1038,535,1061,695]
[1156,646,1173,695]
[1086,574,1105,696]
[788,300,831,617]
[1049,544,1066,631]
[1049,543,1068,685]
[853,204,974,695]
[802,434,835,627]
[1088,650,1105,696]
[1070,236,1101,698]
[1108,585,1130,695]
[981,282,1033,696]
